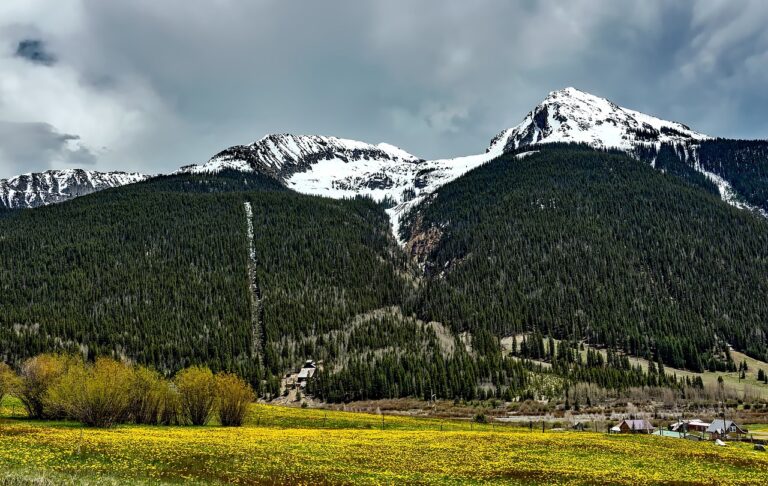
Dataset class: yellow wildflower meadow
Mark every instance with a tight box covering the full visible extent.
[0,403,767,484]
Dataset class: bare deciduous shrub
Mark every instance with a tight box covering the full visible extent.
[216,372,255,426]
[175,366,216,425]
[46,357,134,428]
[19,354,77,419]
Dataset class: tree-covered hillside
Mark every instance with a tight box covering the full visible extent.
[0,171,413,395]
[3,146,768,402]
[401,145,768,366]
[245,191,413,380]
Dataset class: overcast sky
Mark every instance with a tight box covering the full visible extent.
[1,0,767,179]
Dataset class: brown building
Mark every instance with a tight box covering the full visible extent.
[616,419,655,434]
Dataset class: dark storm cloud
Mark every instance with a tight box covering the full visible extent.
[1,0,767,178]
[14,39,56,65]
[0,122,96,176]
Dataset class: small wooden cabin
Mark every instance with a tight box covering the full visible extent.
[297,360,317,388]
[617,419,655,434]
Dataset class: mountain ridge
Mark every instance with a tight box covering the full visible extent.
[0,169,148,209]
[3,87,767,222]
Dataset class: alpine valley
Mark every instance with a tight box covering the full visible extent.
[3,87,768,402]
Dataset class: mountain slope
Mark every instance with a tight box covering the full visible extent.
[0,169,148,209]
[490,87,768,218]
[0,171,416,391]
[402,145,768,365]
[180,133,420,178]
[4,88,768,399]
[175,90,767,234]
[4,88,766,224]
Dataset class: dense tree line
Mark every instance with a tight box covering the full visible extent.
[632,143,719,195]
[511,333,704,391]
[0,173,262,378]
[246,193,413,379]
[303,314,530,402]
[633,139,768,214]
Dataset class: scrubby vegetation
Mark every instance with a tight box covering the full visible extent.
[46,357,135,427]
[215,373,255,426]
[0,363,18,407]
[1,353,255,428]
[175,366,217,426]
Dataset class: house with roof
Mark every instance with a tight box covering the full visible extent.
[297,360,317,388]
[706,419,747,440]
[670,419,710,434]
[616,419,655,434]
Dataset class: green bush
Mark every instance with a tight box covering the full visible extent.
[46,357,134,427]
[0,362,20,405]
[176,366,216,425]
[216,372,255,426]
[129,366,169,425]
[473,413,488,424]
[19,354,78,419]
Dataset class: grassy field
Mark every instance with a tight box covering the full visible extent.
[1,398,768,484]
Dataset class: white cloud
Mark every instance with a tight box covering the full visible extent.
[0,0,177,177]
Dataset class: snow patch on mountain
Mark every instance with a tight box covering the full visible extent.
[0,169,148,209]
[179,134,420,177]
[693,163,768,218]
[183,133,511,242]
[385,129,514,243]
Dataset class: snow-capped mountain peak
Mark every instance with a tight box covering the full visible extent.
[180,133,514,241]
[0,169,149,209]
[490,87,710,153]
[179,133,421,178]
